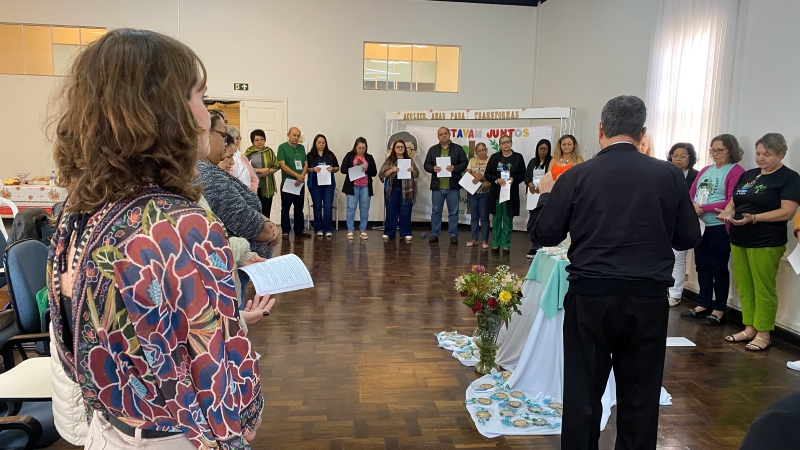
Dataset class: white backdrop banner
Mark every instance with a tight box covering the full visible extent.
[391,125,554,231]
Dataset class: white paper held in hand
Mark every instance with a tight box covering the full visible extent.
[699,218,706,236]
[526,192,540,210]
[397,159,412,179]
[499,183,511,203]
[787,244,800,275]
[239,254,315,296]
[348,165,366,181]
[282,178,303,195]
[436,157,452,178]
[458,172,480,195]
[316,164,332,186]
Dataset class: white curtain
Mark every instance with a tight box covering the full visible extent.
[645,0,739,165]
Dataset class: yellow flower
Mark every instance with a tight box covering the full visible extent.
[499,291,512,303]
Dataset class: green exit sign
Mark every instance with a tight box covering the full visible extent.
[234,83,249,91]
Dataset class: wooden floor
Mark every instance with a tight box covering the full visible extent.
[45,226,800,449]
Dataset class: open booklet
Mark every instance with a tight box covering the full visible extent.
[238,254,314,295]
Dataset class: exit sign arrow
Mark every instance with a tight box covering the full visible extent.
[234,83,249,91]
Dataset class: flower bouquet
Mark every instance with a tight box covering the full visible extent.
[455,265,524,374]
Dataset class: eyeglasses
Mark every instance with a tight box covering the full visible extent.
[211,130,227,139]
[709,147,728,154]
[500,140,512,145]
[671,154,689,160]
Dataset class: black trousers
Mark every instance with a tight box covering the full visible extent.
[694,224,731,312]
[562,293,669,450]
[280,187,305,235]
[257,187,273,219]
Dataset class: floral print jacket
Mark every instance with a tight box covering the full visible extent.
[48,184,263,450]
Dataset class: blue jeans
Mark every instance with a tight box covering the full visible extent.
[310,185,335,233]
[346,186,371,232]
[468,193,490,242]
[384,187,413,238]
[431,188,460,237]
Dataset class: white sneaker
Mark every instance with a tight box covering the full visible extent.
[668,298,682,307]
[316,231,323,237]
[405,236,412,241]
[382,235,389,240]
[788,360,800,371]
[325,232,333,237]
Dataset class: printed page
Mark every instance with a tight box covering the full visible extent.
[239,254,315,295]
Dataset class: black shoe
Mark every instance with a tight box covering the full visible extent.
[429,235,439,243]
[297,231,314,238]
[491,247,500,254]
[681,307,711,318]
[705,314,726,326]
[450,236,458,245]
[502,248,510,255]
[527,249,537,259]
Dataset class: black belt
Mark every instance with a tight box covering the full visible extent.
[105,413,184,439]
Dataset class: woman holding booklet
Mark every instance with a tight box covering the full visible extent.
[464,142,492,249]
[307,134,340,237]
[484,135,525,254]
[380,139,420,241]
[342,137,378,240]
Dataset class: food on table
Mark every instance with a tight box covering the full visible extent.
[477,397,492,405]
[3,178,20,185]
[492,392,508,400]
[31,176,49,182]
[510,391,526,399]
[530,418,549,426]
[528,406,543,414]
[479,383,494,390]
[499,409,515,417]
[507,400,523,408]
[512,419,531,427]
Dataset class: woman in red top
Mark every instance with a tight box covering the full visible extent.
[549,134,585,180]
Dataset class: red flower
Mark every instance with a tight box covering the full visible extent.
[460,290,468,297]
[471,265,486,274]
[487,297,498,308]
[472,301,484,314]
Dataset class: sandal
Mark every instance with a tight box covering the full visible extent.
[360,232,368,240]
[466,240,476,247]
[347,232,354,240]
[482,242,490,249]
[725,331,755,343]
[745,336,772,351]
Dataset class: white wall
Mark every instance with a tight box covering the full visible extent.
[534,0,800,334]
[0,0,538,221]
[532,0,658,157]
[684,0,800,333]
[0,0,179,176]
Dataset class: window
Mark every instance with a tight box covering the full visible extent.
[644,0,738,164]
[363,42,460,93]
[0,23,106,76]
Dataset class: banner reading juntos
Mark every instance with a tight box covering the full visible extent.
[388,125,554,231]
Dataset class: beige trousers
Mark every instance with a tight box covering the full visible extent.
[85,411,195,450]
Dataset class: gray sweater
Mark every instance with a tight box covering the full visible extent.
[195,160,269,258]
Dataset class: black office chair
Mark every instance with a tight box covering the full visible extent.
[0,239,57,449]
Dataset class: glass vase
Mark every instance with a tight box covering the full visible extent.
[473,313,504,375]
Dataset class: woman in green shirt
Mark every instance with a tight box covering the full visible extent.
[245,129,280,218]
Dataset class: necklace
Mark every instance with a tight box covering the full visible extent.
[559,155,572,165]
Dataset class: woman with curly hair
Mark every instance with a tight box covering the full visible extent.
[48,29,263,449]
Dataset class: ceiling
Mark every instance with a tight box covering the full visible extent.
[429,0,547,6]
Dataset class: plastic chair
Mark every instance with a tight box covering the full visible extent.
[0,198,19,241]
[0,239,56,449]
